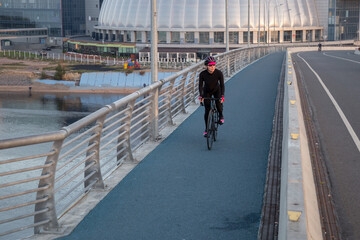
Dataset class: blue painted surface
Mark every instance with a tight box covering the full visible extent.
[79,72,175,87]
[60,52,285,240]
[34,79,75,86]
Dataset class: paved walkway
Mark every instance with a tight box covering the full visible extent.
[59,52,285,240]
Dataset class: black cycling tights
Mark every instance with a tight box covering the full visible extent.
[204,91,223,130]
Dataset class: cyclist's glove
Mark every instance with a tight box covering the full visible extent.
[221,96,225,103]
[199,96,204,106]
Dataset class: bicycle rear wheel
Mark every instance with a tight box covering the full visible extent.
[206,109,214,150]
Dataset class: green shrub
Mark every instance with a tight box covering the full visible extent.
[54,64,66,80]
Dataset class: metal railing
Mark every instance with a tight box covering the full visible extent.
[0,46,282,239]
[0,50,192,69]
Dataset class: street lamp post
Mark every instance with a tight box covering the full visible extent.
[263,0,266,44]
[226,0,229,52]
[248,0,250,47]
[258,0,260,45]
[273,4,283,43]
[151,0,159,140]
[267,0,270,45]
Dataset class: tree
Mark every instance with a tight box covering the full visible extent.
[54,64,66,80]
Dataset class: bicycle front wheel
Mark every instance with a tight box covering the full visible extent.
[213,111,219,142]
[207,109,214,150]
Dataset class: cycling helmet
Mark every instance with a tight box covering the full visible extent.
[204,56,216,66]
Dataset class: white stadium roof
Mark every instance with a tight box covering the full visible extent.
[98,0,320,31]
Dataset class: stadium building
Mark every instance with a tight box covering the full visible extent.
[95,0,324,46]
[75,0,327,60]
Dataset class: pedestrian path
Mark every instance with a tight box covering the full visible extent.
[59,52,285,240]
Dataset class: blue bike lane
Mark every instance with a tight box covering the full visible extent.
[60,52,285,240]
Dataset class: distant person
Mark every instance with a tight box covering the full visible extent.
[318,42,322,51]
[199,56,225,137]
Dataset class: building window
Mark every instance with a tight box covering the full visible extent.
[271,31,279,42]
[259,31,267,43]
[135,31,142,42]
[243,31,253,43]
[158,31,166,43]
[315,29,321,41]
[214,32,224,43]
[185,32,194,43]
[125,31,132,42]
[171,32,180,43]
[306,30,312,41]
[283,31,291,42]
[146,31,151,42]
[199,32,209,44]
[229,32,239,44]
[295,30,302,42]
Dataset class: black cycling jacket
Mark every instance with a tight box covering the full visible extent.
[199,68,225,97]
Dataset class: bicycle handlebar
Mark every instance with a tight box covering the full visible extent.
[200,97,222,106]
[200,97,221,100]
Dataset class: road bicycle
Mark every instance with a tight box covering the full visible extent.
[202,98,221,150]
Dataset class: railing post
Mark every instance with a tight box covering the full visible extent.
[117,100,136,164]
[180,73,188,113]
[227,55,230,77]
[125,100,136,162]
[84,115,106,190]
[190,70,198,102]
[34,139,64,234]
[218,56,226,75]
[229,52,234,75]
[166,79,176,125]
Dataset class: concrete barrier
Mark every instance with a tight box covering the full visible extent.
[278,50,323,240]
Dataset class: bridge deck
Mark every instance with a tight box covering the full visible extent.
[59,52,285,240]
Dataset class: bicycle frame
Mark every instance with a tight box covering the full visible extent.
[202,98,220,150]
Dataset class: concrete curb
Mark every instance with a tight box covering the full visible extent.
[278,49,322,239]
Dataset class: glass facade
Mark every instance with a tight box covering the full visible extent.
[62,0,86,36]
[337,0,359,40]
[0,0,62,36]
[0,0,86,37]
[0,28,48,37]
[328,0,359,40]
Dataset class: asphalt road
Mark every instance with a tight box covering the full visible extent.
[292,50,360,240]
[58,52,285,240]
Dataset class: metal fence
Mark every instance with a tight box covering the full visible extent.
[0,50,192,70]
[0,45,282,239]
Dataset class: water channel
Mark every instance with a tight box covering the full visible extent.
[0,91,126,140]
[0,91,126,239]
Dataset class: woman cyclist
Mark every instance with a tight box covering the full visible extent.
[199,56,225,137]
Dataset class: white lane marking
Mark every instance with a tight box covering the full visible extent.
[323,52,360,64]
[297,53,360,152]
